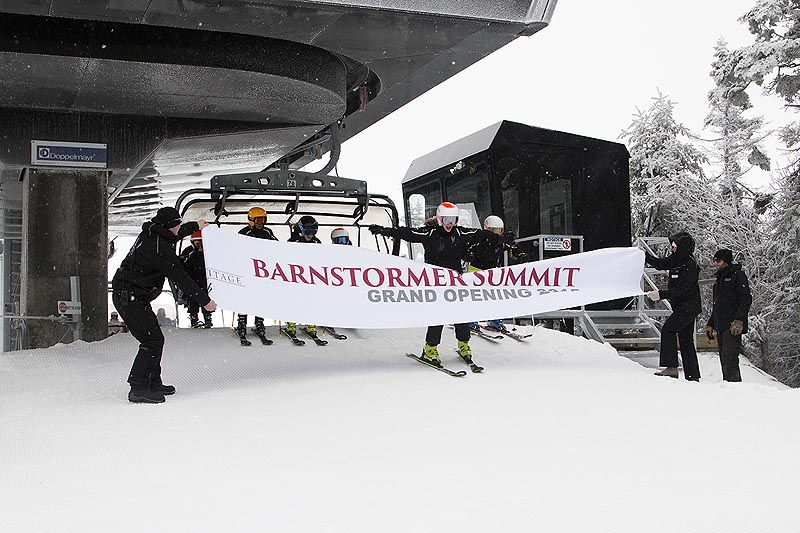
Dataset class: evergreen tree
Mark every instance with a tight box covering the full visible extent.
[732,0,800,384]
[620,92,708,240]
[703,39,773,370]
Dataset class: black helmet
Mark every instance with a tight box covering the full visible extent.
[297,215,318,236]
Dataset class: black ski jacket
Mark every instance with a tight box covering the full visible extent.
[178,246,207,288]
[239,225,278,240]
[381,225,486,270]
[113,221,210,306]
[707,263,752,334]
[288,226,322,244]
[644,232,701,317]
[466,231,527,270]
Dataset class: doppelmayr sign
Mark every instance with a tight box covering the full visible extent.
[31,140,107,169]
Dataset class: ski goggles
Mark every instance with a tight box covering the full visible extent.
[487,227,504,234]
[439,216,458,226]
[250,216,266,226]
[332,236,349,245]
[298,224,317,236]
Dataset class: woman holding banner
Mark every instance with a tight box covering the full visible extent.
[370,202,495,369]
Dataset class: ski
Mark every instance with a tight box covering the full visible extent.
[454,349,484,373]
[469,326,503,341]
[405,353,467,377]
[482,325,532,341]
[301,327,328,346]
[322,326,347,340]
[280,328,306,346]
[252,327,273,346]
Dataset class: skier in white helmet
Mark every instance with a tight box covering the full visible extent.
[369,202,495,369]
[464,215,529,332]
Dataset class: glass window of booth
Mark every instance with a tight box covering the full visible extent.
[444,158,491,229]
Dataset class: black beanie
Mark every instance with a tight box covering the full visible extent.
[152,207,182,229]
[714,248,733,265]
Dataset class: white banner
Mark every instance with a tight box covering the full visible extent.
[201,226,645,328]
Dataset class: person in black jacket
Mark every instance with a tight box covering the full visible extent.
[179,231,213,328]
[465,215,528,332]
[235,207,278,343]
[369,202,493,368]
[112,207,217,403]
[644,231,702,381]
[285,215,322,337]
[705,248,752,382]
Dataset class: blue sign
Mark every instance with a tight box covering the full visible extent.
[31,140,107,169]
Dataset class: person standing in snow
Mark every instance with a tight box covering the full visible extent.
[644,231,702,381]
[369,202,492,368]
[705,249,752,382]
[179,231,213,328]
[112,207,217,403]
[464,214,528,332]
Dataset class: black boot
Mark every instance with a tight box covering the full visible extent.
[189,313,200,328]
[128,387,165,403]
[151,383,176,395]
[202,312,213,329]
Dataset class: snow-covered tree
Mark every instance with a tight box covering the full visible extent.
[620,92,708,240]
[731,0,800,384]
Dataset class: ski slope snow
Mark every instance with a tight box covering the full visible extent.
[1,324,797,532]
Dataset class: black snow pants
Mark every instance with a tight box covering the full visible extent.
[113,290,166,388]
[426,323,470,346]
[660,312,700,381]
[717,329,742,382]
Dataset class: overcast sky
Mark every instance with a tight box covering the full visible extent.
[319,0,782,206]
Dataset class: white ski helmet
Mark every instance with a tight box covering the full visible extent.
[436,202,459,226]
[484,215,504,234]
[330,227,350,243]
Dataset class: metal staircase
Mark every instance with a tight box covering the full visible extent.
[530,237,674,349]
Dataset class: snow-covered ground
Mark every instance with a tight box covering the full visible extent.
[1,324,797,532]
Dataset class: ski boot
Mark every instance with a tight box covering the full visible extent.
[286,322,297,336]
[421,344,442,367]
[202,312,213,329]
[189,313,201,328]
[305,324,317,335]
[486,319,507,332]
[457,340,473,364]
[236,324,251,346]
[254,318,266,336]
[467,321,480,332]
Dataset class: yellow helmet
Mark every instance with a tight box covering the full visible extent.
[247,207,267,227]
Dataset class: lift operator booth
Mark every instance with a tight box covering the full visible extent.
[401,120,632,328]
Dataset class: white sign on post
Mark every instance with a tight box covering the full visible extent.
[544,237,572,251]
[57,301,82,315]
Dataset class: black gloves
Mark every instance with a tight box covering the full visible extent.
[369,224,385,236]
[464,252,475,263]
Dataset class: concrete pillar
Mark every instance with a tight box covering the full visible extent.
[21,168,108,348]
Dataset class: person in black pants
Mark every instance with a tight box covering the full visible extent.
[112,207,217,403]
[235,207,278,342]
[645,231,702,381]
[285,215,322,336]
[179,231,213,328]
[370,202,494,367]
[705,248,752,382]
